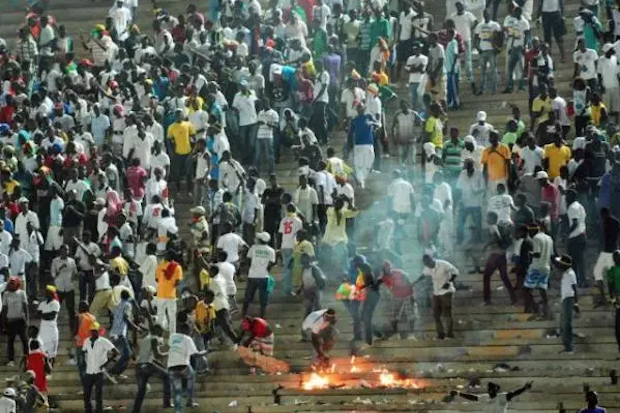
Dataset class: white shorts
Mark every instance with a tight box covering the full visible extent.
[604,88,620,114]
[44,226,63,251]
[594,251,614,281]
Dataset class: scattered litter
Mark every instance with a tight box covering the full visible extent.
[492,363,519,372]
[275,324,282,329]
[353,397,373,405]
[228,400,238,407]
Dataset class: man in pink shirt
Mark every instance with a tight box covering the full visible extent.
[537,171,560,237]
[126,158,148,201]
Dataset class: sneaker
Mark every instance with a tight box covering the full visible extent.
[66,358,77,366]
[6,361,15,367]
[186,402,199,408]
[405,334,417,341]
[558,349,574,355]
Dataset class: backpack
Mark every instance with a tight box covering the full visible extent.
[497,222,513,250]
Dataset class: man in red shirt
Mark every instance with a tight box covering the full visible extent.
[125,158,148,201]
[378,260,417,340]
[537,171,559,237]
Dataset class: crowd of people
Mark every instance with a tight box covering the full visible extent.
[0,0,618,411]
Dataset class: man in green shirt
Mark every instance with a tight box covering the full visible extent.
[442,127,465,181]
[369,9,390,50]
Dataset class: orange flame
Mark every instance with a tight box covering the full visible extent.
[303,373,330,390]
[350,356,360,373]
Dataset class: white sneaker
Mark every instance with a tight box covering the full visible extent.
[6,361,15,367]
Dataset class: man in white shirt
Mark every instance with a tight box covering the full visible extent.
[387,169,415,217]
[206,265,239,345]
[51,245,78,333]
[0,388,17,413]
[394,4,416,83]
[232,81,258,165]
[302,308,337,366]
[549,87,571,137]
[279,205,303,295]
[451,1,478,82]
[405,43,428,111]
[14,198,39,248]
[422,254,459,339]
[75,231,102,302]
[108,0,133,41]
[340,78,366,124]
[566,190,587,287]
[216,223,248,268]
[598,43,620,122]
[167,323,205,410]
[556,254,579,353]
[255,100,279,174]
[520,135,544,173]
[502,6,530,92]
[82,323,119,413]
[473,10,502,95]
[242,232,276,318]
[311,60,330,144]
[573,38,598,90]
[456,158,485,243]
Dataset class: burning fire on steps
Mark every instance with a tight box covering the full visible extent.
[301,356,424,390]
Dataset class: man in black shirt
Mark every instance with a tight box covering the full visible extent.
[62,189,86,252]
[593,208,620,307]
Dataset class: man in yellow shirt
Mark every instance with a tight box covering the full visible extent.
[543,134,572,179]
[166,109,196,193]
[424,102,444,154]
[530,84,552,131]
[155,250,183,333]
[481,130,511,195]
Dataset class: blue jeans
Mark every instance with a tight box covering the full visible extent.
[169,365,195,413]
[281,248,293,294]
[255,138,274,174]
[479,50,498,93]
[239,123,258,164]
[108,336,131,375]
[446,71,460,109]
[463,40,473,81]
[506,46,525,91]
[133,363,171,413]
[457,206,482,243]
[410,83,422,111]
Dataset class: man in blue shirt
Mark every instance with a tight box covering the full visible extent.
[349,104,377,189]
[107,289,137,380]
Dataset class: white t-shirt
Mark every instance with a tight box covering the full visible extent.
[399,10,415,41]
[232,92,258,126]
[597,55,620,89]
[38,299,60,331]
[388,178,415,214]
[561,268,577,299]
[167,333,198,367]
[552,96,570,127]
[451,11,477,42]
[247,244,276,279]
[340,87,366,118]
[217,261,237,295]
[208,274,229,311]
[520,146,544,173]
[573,49,598,80]
[95,271,111,291]
[567,201,586,238]
[487,194,514,223]
[406,54,428,84]
[503,16,530,49]
[83,336,116,374]
[313,71,330,104]
[474,20,501,51]
[216,232,247,263]
[302,309,329,334]
[477,393,509,413]
[0,397,16,413]
[279,215,304,249]
[422,259,459,295]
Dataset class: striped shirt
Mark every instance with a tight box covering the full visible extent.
[443,139,465,175]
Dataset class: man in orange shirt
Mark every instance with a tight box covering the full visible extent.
[72,301,97,382]
[156,250,183,334]
[481,130,512,195]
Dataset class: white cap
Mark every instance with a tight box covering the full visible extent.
[463,135,475,144]
[603,43,614,53]
[535,171,548,180]
[190,206,206,215]
[256,232,271,243]
[476,111,487,122]
[3,388,15,397]
[17,197,29,204]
